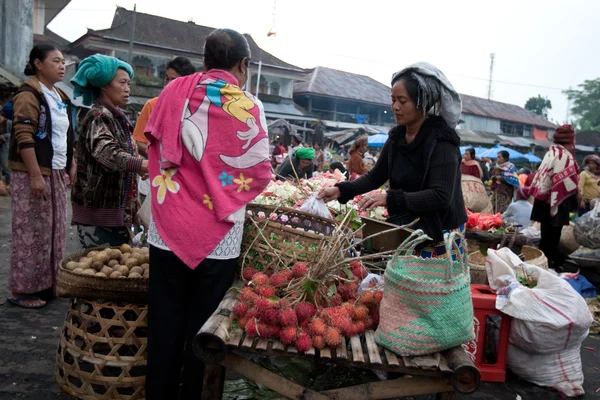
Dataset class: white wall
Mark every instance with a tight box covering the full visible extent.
[459,114,501,134]
[0,0,34,78]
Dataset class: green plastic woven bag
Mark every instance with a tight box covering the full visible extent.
[374,230,474,356]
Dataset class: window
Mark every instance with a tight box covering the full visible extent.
[500,121,525,136]
[270,81,281,96]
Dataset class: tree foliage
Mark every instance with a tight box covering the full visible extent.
[524,95,552,118]
[565,78,600,131]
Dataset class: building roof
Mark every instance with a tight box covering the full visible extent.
[34,28,70,51]
[80,7,303,72]
[576,131,600,148]
[461,94,556,129]
[294,66,391,106]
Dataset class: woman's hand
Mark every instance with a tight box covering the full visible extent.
[30,175,47,200]
[318,187,341,203]
[68,162,76,188]
[357,193,387,211]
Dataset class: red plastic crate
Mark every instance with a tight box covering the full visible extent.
[463,284,512,383]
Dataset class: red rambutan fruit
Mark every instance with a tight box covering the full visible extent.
[312,335,325,349]
[295,302,316,323]
[371,310,380,328]
[295,333,312,353]
[245,319,259,337]
[256,285,276,298]
[309,318,327,336]
[291,262,308,278]
[240,287,258,305]
[232,302,248,318]
[279,308,298,327]
[251,272,269,286]
[280,326,298,345]
[352,305,369,321]
[237,317,248,330]
[242,267,259,282]
[374,291,383,305]
[269,273,288,288]
[324,327,342,348]
[267,324,281,339]
[359,291,375,306]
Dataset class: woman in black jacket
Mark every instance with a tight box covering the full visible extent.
[319,63,467,257]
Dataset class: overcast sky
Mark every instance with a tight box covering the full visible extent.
[48,0,600,124]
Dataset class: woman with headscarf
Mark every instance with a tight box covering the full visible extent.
[319,62,467,258]
[277,147,315,180]
[530,125,580,268]
[143,29,271,399]
[70,54,148,248]
[347,135,369,179]
[490,150,519,214]
[578,154,600,215]
[6,45,75,308]
[461,148,483,179]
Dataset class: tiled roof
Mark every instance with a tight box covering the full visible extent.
[34,28,70,51]
[294,66,391,106]
[84,7,303,71]
[461,94,556,129]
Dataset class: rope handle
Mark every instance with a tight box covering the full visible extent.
[443,231,467,279]
[392,229,432,259]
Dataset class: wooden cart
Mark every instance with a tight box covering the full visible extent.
[194,283,481,400]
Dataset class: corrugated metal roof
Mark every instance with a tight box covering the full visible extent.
[576,131,600,147]
[497,135,551,149]
[82,7,304,72]
[294,67,391,106]
[0,64,21,87]
[322,120,390,133]
[456,129,502,145]
[461,94,556,129]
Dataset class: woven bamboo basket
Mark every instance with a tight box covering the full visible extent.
[56,298,147,399]
[57,247,149,303]
[467,246,548,284]
[240,204,350,271]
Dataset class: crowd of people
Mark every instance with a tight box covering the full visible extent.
[1,26,600,399]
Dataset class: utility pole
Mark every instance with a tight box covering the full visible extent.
[127,4,137,64]
[487,53,495,100]
[565,86,572,123]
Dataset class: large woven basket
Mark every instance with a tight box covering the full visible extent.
[468,246,548,284]
[56,298,147,399]
[462,175,491,213]
[240,204,350,271]
[57,248,149,303]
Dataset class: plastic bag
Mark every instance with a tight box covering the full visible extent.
[357,273,384,295]
[298,193,333,219]
[574,203,600,249]
[486,248,593,397]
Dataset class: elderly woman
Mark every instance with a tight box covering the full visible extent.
[70,55,148,248]
[579,155,600,215]
[277,147,315,180]
[530,125,580,268]
[491,150,519,214]
[347,135,369,179]
[7,45,75,308]
[461,148,483,179]
[144,29,271,399]
[319,62,466,258]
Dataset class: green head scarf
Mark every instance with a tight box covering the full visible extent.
[71,54,134,106]
[295,147,315,161]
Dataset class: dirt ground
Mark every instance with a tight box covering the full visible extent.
[1,195,600,400]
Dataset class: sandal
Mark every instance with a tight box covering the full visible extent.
[7,296,47,309]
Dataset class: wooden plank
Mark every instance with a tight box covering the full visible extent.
[287,345,298,354]
[226,329,244,347]
[320,347,332,360]
[322,376,454,399]
[272,340,285,351]
[201,363,225,400]
[241,335,255,350]
[256,338,269,351]
[350,336,365,363]
[221,353,329,400]
[364,331,382,365]
[383,349,400,366]
[335,338,348,360]
[306,346,316,356]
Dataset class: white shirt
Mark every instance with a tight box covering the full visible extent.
[147,207,246,260]
[502,200,533,228]
[40,83,69,169]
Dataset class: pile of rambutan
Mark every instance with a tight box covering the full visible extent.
[232,260,382,353]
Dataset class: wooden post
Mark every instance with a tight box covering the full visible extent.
[201,363,226,400]
[194,282,243,363]
[443,347,480,394]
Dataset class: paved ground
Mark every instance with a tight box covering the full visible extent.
[0,195,599,399]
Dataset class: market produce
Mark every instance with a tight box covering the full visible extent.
[231,259,383,353]
[574,204,600,249]
[252,170,388,228]
[68,247,150,278]
[465,209,503,231]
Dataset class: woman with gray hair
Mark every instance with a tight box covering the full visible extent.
[319,63,467,258]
